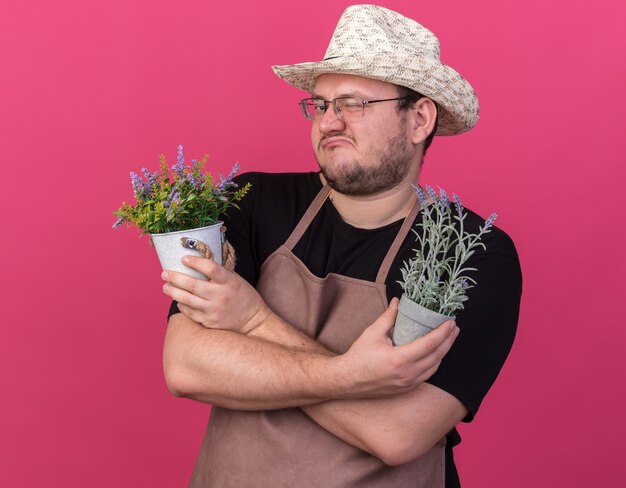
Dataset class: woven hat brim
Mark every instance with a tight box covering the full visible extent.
[272,54,479,136]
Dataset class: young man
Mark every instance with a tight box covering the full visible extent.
[161,5,522,487]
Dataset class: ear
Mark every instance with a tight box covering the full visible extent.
[409,97,437,145]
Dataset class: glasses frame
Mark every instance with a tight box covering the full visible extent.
[299,96,410,120]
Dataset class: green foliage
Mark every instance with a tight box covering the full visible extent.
[113,146,250,235]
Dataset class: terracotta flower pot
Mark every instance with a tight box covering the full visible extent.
[150,223,223,280]
[392,294,455,346]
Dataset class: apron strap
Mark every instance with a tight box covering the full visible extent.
[375,197,420,285]
[284,181,419,285]
[284,183,331,251]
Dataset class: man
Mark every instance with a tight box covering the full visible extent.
[161,5,521,487]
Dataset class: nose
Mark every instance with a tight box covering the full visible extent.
[317,104,346,134]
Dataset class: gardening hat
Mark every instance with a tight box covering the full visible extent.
[272,4,479,135]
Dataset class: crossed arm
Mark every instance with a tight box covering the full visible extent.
[162,256,467,465]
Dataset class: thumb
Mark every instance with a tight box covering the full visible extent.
[369,297,399,336]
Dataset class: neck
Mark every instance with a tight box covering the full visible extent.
[321,174,419,229]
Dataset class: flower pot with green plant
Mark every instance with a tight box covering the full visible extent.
[393,186,496,345]
[113,145,250,280]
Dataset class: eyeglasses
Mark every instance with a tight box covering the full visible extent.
[299,96,409,121]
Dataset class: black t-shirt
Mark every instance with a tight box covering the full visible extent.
[169,171,522,487]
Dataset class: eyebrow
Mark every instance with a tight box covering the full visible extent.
[310,92,364,99]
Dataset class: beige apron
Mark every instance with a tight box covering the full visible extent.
[190,184,446,487]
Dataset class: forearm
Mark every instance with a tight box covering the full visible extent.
[249,314,466,465]
[163,313,343,410]
[303,384,466,465]
[162,260,457,417]
[247,313,332,355]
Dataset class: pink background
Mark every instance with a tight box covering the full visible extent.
[1,0,624,486]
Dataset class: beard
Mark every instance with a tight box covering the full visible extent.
[316,130,414,197]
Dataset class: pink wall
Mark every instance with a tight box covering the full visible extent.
[1,1,624,486]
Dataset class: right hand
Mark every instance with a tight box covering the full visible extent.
[162,255,272,335]
[336,298,459,398]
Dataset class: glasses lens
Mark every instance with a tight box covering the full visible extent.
[300,99,326,120]
[334,97,363,117]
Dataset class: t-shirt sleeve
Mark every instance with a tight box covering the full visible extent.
[222,173,263,285]
[167,172,260,320]
[425,227,522,421]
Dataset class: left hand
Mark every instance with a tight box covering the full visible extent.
[161,255,272,334]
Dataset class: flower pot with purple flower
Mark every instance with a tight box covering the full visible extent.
[393,186,496,346]
[113,146,250,280]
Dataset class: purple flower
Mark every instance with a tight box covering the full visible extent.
[438,187,450,211]
[164,184,181,212]
[141,167,158,197]
[130,171,144,197]
[458,278,470,290]
[426,185,438,205]
[187,159,205,190]
[484,212,498,229]
[187,172,199,189]
[130,168,159,200]
[413,185,427,205]
[217,162,240,192]
[453,194,464,219]
[165,188,181,219]
[172,145,185,177]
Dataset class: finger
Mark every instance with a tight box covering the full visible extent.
[182,255,230,283]
[367,298,400,336]
[408,322,459,371]
[162,269,198,291]
[162,269,218,299]
[398,319,458,358]
[414,363,441,384]
[162,281,211,310]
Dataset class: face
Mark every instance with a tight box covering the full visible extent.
[310,74,418,196]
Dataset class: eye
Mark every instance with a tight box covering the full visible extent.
[341,97,362,110]
[310,101,326,112]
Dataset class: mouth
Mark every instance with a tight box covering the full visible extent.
[320,136,354,150]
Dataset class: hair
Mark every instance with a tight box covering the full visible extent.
[395,85,438,155]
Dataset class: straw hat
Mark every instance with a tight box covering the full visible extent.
[272,4,479,135]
